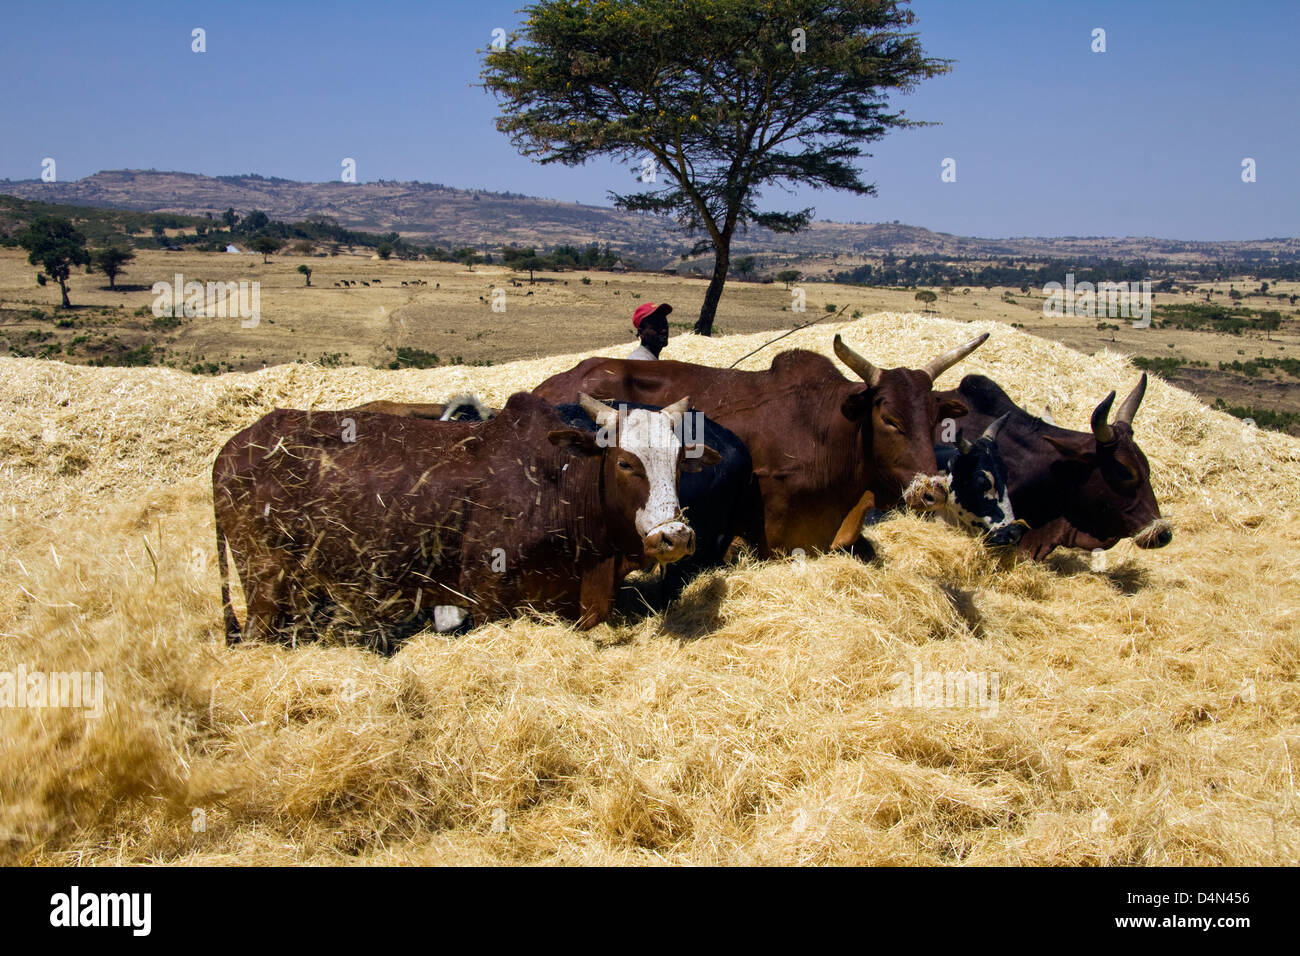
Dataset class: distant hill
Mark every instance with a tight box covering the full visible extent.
[3,169,1297,265]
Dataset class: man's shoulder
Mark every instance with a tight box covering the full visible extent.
[627,345,658,361]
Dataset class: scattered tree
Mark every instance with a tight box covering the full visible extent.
[1258,311,1281,341]
[376,242,394,260]
[777,269,802,289]
[91,247,135,290]
[250,236,282,263]
[501,244,546,282]
[297,264,313,287]
[19,216,89,307]
[914,289,938,311]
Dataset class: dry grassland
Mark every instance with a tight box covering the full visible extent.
[1,312,1297,865]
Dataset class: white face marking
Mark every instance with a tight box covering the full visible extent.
[615,408,688,539]
[940,461,1016,534]
[433,605,467,632]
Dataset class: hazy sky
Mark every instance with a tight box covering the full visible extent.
[1,0,1295,239]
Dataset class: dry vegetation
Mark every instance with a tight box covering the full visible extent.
[2,312,1298,865]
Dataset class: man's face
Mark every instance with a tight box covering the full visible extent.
[640,316,669,352]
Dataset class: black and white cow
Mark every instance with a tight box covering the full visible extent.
[934,413,1027,547]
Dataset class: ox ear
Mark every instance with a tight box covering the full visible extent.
[938,397,969,421]
[548,429,602,456]
[1042,433,1095,465]
[841,390,873,422]
[681,444,722,472]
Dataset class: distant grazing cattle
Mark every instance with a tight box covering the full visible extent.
[213,392,717,648]
[533,333,986,558]
[362,281,370,287]
[934,373,1171,559]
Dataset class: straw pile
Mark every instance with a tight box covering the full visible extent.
[2,313,1297,865]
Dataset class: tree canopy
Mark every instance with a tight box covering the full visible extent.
[91,247,135,290]
[483,0,948,333]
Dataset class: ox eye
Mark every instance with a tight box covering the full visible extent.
[617,459,634,472]
[882,416,904,431]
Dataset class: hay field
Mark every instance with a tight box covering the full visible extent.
[1,312,1298,865]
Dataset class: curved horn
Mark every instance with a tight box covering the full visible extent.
[982,412,1011,442]
[578,392,616,431]
[1091,390,1117,444]
[1114,373,1147,426]
[833,334,881,386]
[921,332,989,382]
[661,395,690,428]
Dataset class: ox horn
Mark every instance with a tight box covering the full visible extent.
[1091,390,1117,444]
[921,332,989,382]
[982,412,1011,442]
[578,392,616,431]
[1114,373,1147,427]
[833,335,881,386]
[661,395,690,428]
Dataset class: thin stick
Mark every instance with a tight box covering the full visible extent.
[727,303,852,369]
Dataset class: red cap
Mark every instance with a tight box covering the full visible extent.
[632,302,672,329]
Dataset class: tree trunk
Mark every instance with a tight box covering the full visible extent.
[695,247,730,336]
[59,280,70,308]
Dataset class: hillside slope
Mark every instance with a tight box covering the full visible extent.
[6,170,1298,263]
[1,313,1297,865]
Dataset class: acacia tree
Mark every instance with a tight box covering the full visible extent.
[484,0,948,334]
[250,236,282,263]
[92,247,135,290]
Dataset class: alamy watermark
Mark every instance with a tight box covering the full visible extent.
[50,886,150,936]
[152,273,260,328]
[887,662,1000,717]
[1,664,105,719]
[1042,273,1152,328]
[593,405,707,458]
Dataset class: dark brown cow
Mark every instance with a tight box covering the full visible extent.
[935,373,1171,560]
[213,392,717,648]
[532,333,986,557]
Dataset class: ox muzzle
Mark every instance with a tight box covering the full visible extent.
[903,474,949,512]
[987,519,1030,548]
[643,519,696,564]
[1133,518,1173,549]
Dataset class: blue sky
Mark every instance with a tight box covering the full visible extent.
[0,0,1295,239]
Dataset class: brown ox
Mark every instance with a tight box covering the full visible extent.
[532,333,986,557]
[213,392,717,648]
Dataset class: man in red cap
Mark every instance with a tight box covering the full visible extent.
[629,302,672,360]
